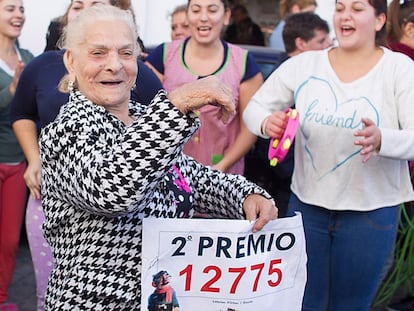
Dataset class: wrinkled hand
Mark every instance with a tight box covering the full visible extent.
[9,61,24,95]
[354,118,382,163]
[264,110,288,138]
[168,76,235,123]
[24,160,42,199]
[243,194,278,232]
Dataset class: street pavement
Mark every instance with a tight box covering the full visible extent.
[8,233,36,311]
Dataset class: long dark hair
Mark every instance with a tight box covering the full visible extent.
[387,0,414,42]
[368,0,388,46]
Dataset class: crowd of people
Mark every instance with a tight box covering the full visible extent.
[0,0,413,310]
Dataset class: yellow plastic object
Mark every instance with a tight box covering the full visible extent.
[283,138,291,150]
[272,139,279,148]
[270,158,278,167]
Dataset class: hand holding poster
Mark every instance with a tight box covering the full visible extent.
[141,212,307,311]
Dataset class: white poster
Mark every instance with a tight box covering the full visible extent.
[141,213,307,311]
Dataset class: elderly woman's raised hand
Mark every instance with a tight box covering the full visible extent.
[167,75,235,123]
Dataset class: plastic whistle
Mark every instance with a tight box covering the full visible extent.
[268,108,299,167]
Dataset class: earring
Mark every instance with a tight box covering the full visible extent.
[68,80,74,92]
[131,83,136,91]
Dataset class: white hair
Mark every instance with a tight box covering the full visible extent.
[59,5,139,54]
[58,5,139,93]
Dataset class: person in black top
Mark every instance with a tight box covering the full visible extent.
[223,4,265,46]
[44,17,61,51]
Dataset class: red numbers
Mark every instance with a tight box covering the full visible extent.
[201,266,221,293]
[251,263,264,292]
[228,267,246,294]
[268,259,282,287]
[179,259,282,294]
[179,264,192,291]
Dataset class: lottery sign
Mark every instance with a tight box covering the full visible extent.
[141,212,306,311]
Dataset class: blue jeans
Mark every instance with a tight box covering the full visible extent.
[287,194,400,311]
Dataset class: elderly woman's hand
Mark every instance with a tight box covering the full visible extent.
[167,76,235,123]
[24,158,42,200]
[243,194,278,232]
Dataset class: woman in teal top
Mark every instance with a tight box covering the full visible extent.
[0,0,33,308]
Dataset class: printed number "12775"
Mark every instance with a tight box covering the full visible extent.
[179,259,282,294]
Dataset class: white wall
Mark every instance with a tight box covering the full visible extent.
[19,0,336,57]
[133,0,187,47]
[315,2,336,39]
[19,0,188,56]
[19,0,68,56]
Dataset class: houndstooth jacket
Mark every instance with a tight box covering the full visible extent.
[39,89,271,310]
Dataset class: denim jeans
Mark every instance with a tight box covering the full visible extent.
[287,194,400,311]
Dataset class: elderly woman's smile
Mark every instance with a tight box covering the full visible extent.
[99,79,123,86]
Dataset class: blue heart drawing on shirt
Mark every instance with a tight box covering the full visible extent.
[295,76,379,179]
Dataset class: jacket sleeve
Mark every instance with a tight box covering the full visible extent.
[177,154,273,219]
[40,90,199,217]
[378,54,414,160]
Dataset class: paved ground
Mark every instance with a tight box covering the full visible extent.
[8,233,36,311]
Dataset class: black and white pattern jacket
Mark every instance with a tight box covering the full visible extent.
[40,89,271,310]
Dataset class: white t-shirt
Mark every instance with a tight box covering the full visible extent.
[244,47,414,211]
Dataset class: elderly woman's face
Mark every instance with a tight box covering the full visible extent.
[67,19,137,109]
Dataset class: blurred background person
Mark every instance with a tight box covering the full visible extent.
[282,11,332,56]
[9,1,162,310]
[268,0,317,51]
[0,0,33,310]
[43,14,60,52]
[170,3,190,41]
[146,0,263,176]
[387,0,414,60]
[223,4,265,46]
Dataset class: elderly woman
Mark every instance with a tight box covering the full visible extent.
[39,5,277,310]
